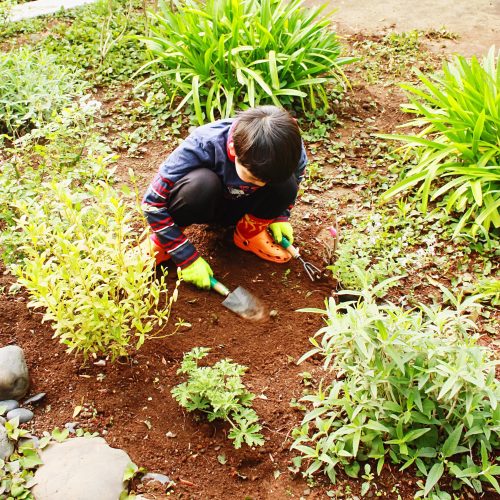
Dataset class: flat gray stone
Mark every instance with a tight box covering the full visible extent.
[7,408,34,424]
[24,392,46,405]
[33,437,132,500]
[0,425,14,460]
[0,346,29,401]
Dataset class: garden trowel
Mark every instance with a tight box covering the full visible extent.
[209,276,266,321]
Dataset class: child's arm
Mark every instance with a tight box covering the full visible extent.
[142,136,213,270]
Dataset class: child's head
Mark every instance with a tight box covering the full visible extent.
[231,106,302,184]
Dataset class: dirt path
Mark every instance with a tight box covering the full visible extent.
[314,0,500,56]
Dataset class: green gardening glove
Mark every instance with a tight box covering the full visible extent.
[181,256,213,289]
[269,221,294,245]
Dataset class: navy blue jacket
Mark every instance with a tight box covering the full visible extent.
[142,119,307,268]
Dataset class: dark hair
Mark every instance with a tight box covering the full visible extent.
[232,106,302,183]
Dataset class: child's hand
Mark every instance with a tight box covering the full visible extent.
[181,257,213,289]
[269,221,294,245]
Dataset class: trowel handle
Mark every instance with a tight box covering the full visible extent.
[210,276,230,297]
[280,237,300,259]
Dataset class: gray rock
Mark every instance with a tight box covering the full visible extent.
[33,437,132,500]
[7,408,34,423]
[24,392,46,405]
[0,346,29,400]
[0,400,19,412]
[0,425,14,460]
[142,472,172,485]
[0,416,5,425]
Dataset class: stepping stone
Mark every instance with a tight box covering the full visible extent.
[33,437,132,500]
[0,346,29,401]
[9,0,98,22]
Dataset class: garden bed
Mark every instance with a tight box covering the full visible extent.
[0,1,498,498]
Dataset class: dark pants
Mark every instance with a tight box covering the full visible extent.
[167,169,298,227]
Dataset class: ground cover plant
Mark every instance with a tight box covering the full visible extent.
[139,0,355,123]
[292,290,500,498]
[12,180,177,361]
[40,0,148,85]
[172,347,264,449]
[381,46,500,239]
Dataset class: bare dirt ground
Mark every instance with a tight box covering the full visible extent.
[317,0,500,56]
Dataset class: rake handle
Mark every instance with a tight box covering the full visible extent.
[280,236,300,259]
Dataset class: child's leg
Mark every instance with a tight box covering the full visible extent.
[168,169,223,226]
[230,177,298,263]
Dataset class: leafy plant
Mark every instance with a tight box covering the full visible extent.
[291,289,500,497]
[12,180,177,361]
[0,47,87,135]
[380,46,500,238]
[172,347,264,448]
[138,0,355,123]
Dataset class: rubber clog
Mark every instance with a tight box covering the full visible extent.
[234,229,291,263]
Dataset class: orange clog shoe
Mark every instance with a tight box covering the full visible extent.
[234,229,291,263]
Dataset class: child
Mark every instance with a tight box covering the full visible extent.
[141,105,307,289]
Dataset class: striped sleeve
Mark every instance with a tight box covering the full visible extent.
[142,173,199,268]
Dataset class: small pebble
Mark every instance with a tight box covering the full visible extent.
[303,488,311,496]
[0,400,19,412]
[142,472,171,485]
[7,408,34,423]
[24,393,46,405]
[269,310,278,318]
[165,431,177,438]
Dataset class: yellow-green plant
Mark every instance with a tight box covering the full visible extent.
[138,0,355,123]
[380,46,500,239]
[13,181,177,361]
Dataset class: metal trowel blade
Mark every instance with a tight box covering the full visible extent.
[221,286,266,321]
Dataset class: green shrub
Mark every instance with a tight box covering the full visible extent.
[292,289,500,497]
[12,181,177,361]
[139,0,355,123]
[380,46,500,239]
[0,99,114,264]
[172,347,264,448]
[0,47,86,135]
